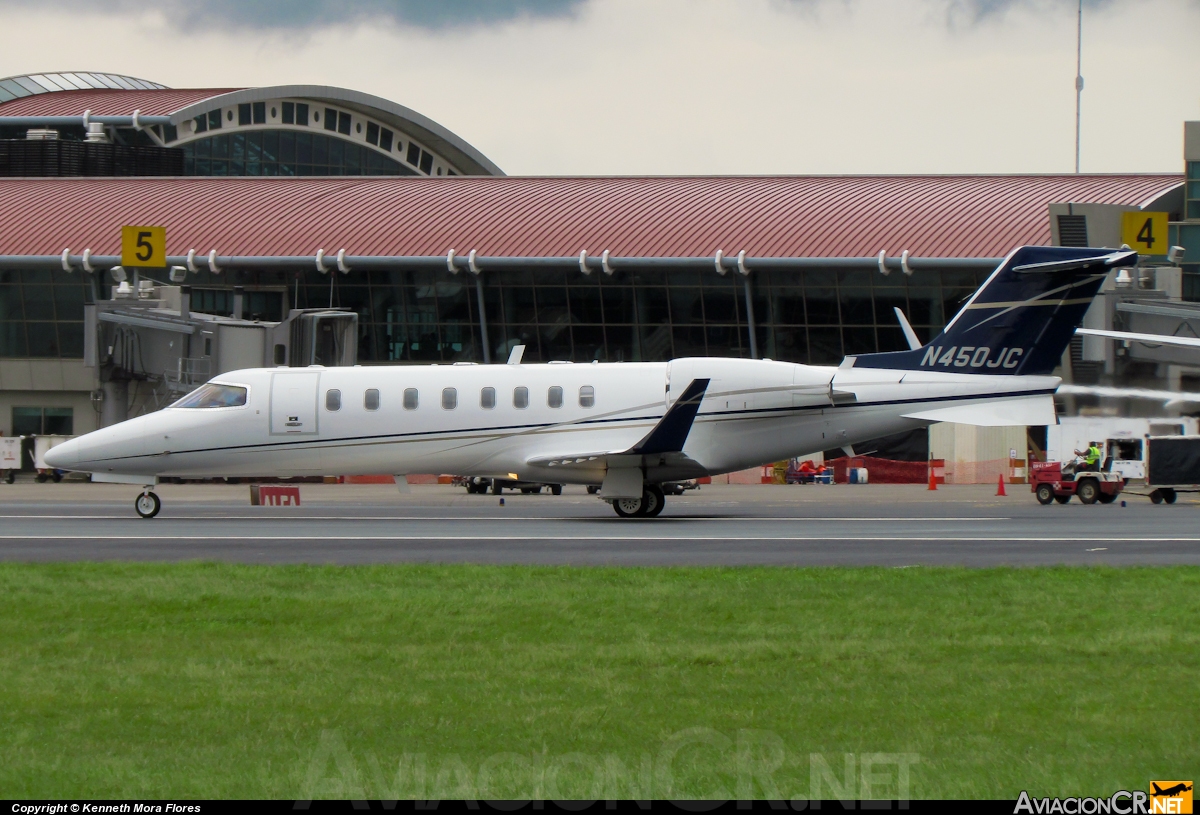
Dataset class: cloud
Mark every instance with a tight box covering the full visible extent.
[0,0,587,31]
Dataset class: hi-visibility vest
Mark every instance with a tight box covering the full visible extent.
[1086,445,1101,465]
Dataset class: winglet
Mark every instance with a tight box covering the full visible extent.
[631,378,710,455]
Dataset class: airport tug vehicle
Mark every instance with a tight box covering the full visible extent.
[1030,461,1125,505]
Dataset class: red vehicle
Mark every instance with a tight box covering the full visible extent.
[1030,460,1125,505]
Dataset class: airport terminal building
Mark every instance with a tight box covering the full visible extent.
[0,71,1197,443]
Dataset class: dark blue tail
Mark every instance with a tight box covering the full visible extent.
[854,246,1137,376]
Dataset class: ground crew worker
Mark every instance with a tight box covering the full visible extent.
[1074,441,1102,472]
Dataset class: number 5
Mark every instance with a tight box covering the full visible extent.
[136,231,154,262]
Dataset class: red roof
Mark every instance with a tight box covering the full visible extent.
[0,88,239,116]
[0,174,1181,259]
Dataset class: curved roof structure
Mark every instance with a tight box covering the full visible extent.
[0,71,166,101]
[0,72,502,177]
[0,174,1181,260]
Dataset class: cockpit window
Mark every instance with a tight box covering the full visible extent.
[171,383,248,409]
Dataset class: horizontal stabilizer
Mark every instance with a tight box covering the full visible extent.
[1012,250,1137,274]
[902,394,1056,426]
[1075,327,1200,349]
[1058,384,1200,407]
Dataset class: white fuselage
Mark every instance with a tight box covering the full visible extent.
[48,357,1058,484]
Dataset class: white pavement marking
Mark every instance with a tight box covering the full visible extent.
[0,535,1193,542]
[0,515,1011,522]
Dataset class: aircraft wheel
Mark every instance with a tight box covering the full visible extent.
[135,491,161,519]
[1035,484,1055,505]
[613,495,644,517]
[1162,488,1177,504]
[1149,489,1164,505]
[586,485,600,495]
[52,471,63,483]
[644,484,666,517]
[35,473,47,483]
[1076,479,1099,505]
[550,484,563,495]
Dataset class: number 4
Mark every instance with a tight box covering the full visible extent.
[1136,218,1155,249]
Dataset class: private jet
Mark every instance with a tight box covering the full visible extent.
[46,245,1137,518]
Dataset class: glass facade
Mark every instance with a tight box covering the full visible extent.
[181,130,413,177]
[0,268,90,358]
[0,264,985,364]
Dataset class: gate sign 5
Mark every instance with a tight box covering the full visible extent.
[120,225,166,268]
[1121,211,1168,256]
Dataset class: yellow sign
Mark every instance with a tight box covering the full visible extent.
[1122,211,1169,256]
[1150,781,1193,815]
[120,225,166,268]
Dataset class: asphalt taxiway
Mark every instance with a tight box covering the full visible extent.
[1,481,1197,566]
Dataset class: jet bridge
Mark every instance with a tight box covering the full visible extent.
[84,281,357,426]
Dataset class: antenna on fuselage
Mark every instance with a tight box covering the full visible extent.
[507,345,525,365]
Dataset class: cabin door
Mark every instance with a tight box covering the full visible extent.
[270,372,320,435]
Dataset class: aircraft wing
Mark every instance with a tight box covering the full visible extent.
[1076,327,1200,349]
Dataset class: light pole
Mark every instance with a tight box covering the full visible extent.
[1075,0,1083,173]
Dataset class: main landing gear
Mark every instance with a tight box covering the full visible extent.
[611,484,665,518]
[135,489,161,519]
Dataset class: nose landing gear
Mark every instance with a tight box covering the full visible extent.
[611,483,665,517]
[135,490,161,519]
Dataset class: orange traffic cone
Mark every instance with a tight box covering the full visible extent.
[928,469,938,491]
[996,473,1007,497]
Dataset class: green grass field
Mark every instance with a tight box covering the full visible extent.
[1,563,1196,799]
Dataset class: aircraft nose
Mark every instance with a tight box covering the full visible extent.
[43,438,79,469]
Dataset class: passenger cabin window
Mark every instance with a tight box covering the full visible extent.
[513,387,529,409]
[403,388,418,410]
[364,389,380,411]
[442,388,457,410]
[579,386,595,408]
[481,387,496,409]
[172,383,247,409]
[548,386,563,408]
[325,389,341,411]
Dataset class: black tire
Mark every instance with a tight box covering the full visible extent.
[550,484,562,495]
[1097,491,1116,504]
[491,480,502,495]
[1054,494,1071,504]
[1036,484,1055,505]
[1163,488,1177,504]
[1077,479,1099,505]
[4,470,14,484]
[586,485,600,494]
[1150,489,1164,505]
[35,473,47,483]
[135,491,161,519]
[613,495,644,517]
[644,484,666,517]
[52,472,62,483]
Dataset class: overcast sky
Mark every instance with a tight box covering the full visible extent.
[1,0,1197,175]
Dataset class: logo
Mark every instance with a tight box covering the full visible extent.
[1150,781,1193,814]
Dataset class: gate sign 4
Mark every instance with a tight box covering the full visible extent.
[121,225,167,268]
[1121,211,1168,256]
